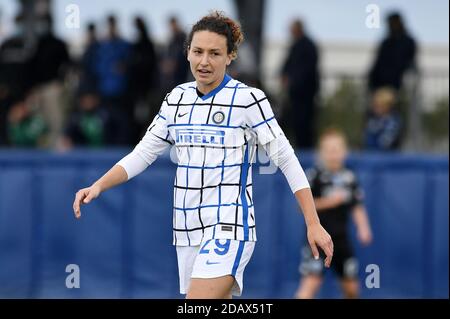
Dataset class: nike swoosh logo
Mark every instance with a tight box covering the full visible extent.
[177,112,189,118]
[206,260,221,265]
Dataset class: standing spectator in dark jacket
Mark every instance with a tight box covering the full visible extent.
[368,12,417,92]
[95,15,132,144]
[95,15,131,104]
[128,16,159,142]
[79,22,100,93]
[0,13,33,145]
[29,14,71,148]
[281,19,319,149]
[161,16,189,90]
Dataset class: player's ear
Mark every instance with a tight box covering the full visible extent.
[186,46,191,62]
[226,53,233,66]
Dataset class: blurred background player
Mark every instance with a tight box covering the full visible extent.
[295,128,372,299]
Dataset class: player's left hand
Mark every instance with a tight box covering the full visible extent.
[307,223,334,268]
[357,227,373,246]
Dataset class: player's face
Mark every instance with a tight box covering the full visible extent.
[372,97,391,116]
[319,135,347,171]
[188,30,232,93]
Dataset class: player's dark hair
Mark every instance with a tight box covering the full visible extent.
[186,11,244,59]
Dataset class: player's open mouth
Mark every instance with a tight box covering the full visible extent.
[198,69,212,75]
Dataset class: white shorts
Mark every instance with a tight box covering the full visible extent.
[176,239,255,297]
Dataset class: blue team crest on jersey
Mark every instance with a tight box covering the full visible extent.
[212,111,225,124]
[176,128,225,145]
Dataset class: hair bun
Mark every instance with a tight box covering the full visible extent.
[223,16,244,48]
[187,11,245,59]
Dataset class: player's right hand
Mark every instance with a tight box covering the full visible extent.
[73,184,101,219]
[307,223,334,268]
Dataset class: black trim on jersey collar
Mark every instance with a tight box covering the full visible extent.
[196,88,204,98]
[196,74,232,101]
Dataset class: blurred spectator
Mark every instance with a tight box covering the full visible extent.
[60,89,123,149]
[365,87,402,151]
[368,12,417,92]
[79,22,100,93]
[95,15,131,103]
[129,16,158,100]
[128,16,159,141]
[0,8,4,43]
[0,13,33,145]
[161,16,189,90]
[94,14,132,144]
[281,19,319,149]
[29,14,71,148]
[228,41,258,84]
[7,95,47,147]
[295,128,372,299]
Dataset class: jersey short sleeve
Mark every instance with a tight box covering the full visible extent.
[245,88,284,145]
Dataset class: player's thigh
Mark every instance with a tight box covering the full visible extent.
[187,275,235,299]
[189,239,254,298]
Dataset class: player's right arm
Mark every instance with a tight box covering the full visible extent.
[73,165,128,218]
[245,88,333,267]
[73,93,174,219]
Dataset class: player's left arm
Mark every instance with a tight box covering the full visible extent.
[295,188,334,268]
[352,204,373,246]
[246,88,333,267]
[263,135,334,267]
[349,173,372,246]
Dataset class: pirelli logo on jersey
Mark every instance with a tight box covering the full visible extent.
[175,128,225,145]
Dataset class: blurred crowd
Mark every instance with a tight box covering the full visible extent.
[279,12,416,151]
[0,11,417,151]
[0,13,191,149]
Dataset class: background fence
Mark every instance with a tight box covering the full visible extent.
[0,149,448,298]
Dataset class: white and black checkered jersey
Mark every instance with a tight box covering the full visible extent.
[118,74,309,246]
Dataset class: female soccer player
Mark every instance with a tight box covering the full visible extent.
[73,11,333,299]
